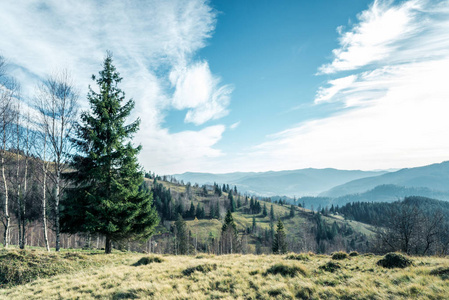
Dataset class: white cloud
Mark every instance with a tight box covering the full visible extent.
[0,0,231,174]
[139,125,225,174]
[319,0,423,74]
[244,0,449,172]
[315,75,357,104]
[230,121,241,130]
[170,61,233,125]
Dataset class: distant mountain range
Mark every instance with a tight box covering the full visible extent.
[171,168,387,197]
[320,161,449,198]
[172,161,449,205]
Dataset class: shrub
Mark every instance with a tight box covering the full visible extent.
[285,253,310,261]
[132,256,163,266]
[377,253,413,269]
[349,251,359,257]
[331,251,348,260]
[430,267,449,279]
[182,263,217,276]
[265,263,307,277]
[319,261,341,273]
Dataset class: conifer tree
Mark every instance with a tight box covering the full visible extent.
[290,205,295,218]
[61,53,159,253]
[221,210,238,254]
[174,214,188,255]
[189,201,196,219]
[270,204,275,221]
[262,203,268,217]
[272,220,287,254]
[229,192,236,212]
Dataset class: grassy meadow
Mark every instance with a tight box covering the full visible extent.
[0,248,448,299]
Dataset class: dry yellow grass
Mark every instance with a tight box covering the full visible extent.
[0,250,448,299]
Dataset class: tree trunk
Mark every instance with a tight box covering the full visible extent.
[105,236,112,254]
[2,155,9,248]
[42,133,50,252]
[55,166,61,251]
[19,152,28,249]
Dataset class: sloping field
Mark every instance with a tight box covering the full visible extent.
[0,249,448,299]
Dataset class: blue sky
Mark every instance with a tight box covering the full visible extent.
[1,0,449,174]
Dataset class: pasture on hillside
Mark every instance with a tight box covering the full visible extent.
[0,248,448,299]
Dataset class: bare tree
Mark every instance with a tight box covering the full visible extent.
[0,56,18,247]
[32,92,51,251]
[379,203,421,254]
[376,201,446,255]
[35,70,78,251]
[15,111,38,249]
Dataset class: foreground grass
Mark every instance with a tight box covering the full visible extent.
[0,250,448,299]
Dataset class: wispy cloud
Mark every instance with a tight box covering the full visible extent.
[230,121,241,130]
[245,0,449,172]
[0,0,231,174]
[318,0,423,74]
[314,75,357,104]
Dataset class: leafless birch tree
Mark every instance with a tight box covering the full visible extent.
[35,70,78,251]
[0,56,18,247]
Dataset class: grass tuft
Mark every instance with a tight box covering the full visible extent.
[377,253,413,269]
[265,263,307,277]
[182,263,217,276]
[331,251,348,260]
[430,266,449,279]
[132,256,164,266]
[319,261,341,273]
[349,251,359,257]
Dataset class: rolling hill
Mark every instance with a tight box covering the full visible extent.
[172,168,387,197]
[320,161,449,198]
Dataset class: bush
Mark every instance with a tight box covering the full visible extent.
[132,256,164,266]
[264,263,307,277]
[319,261,341,273]
[331,251,348,260]
[349,251,359,257]
[377,253,413,269]
[430,267,449,279]
[182,263,217,276]
[285,253,310,261]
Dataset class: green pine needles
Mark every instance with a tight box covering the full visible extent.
[272,220,287,254]
[61,52,159,253]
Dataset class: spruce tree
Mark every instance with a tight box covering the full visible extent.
[221,210,238,254]
[175,214,188,255]
[272,220,287,254]
[262,203,268,217]
[61,53,159,253]
[189,201,196,219]
[229,192,236,212]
